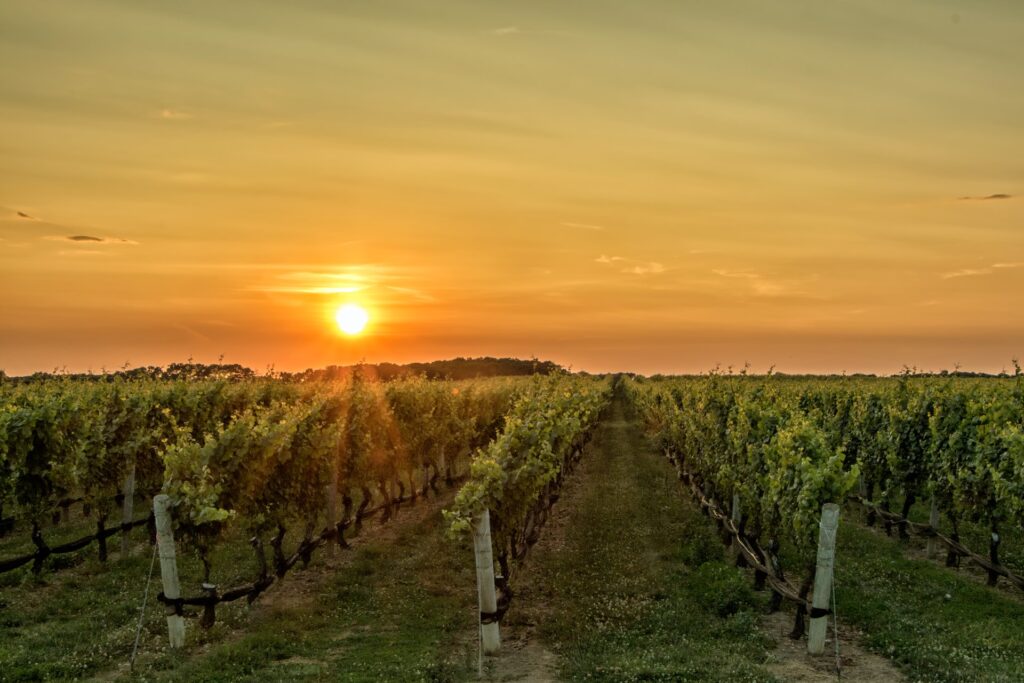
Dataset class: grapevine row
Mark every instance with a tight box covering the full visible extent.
[445,374,613,623]
[624,371,1024,600]
[0,374,520,585]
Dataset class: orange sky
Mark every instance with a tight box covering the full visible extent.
[1,1,1022,375]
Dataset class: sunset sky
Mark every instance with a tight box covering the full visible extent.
[2,1,1022,376]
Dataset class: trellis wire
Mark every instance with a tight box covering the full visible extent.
[130,543,159,671]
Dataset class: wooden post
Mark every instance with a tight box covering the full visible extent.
[121,464,136,557]
[808,503,840,655]
[472,509,500,655]
[927,498,939,559]
[153,494,186,648]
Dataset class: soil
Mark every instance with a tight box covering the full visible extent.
[761,611,904,682]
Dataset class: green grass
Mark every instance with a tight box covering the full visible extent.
[0,493,480,682]
[832,510,1024,683]
[510,398,777,681]
[143,509,479,682]
[882,493,1024,582]
[0,517,286,681]
[761,494,1024,682]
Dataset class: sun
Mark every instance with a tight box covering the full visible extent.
[334,303,369,335]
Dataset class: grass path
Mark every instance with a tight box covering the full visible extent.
[491,396,777,682]
[831,511,1024,682]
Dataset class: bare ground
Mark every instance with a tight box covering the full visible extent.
[761,611,903,682]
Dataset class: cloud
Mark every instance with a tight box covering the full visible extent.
[561,221,606,231]
[256,285,363,295]
[1,207,39,221]
[249,264,426,298]
[595,254,666,275]
[712,269,759,279]
[157,108,193,120]
[3,208,138,245]
[942,262,1021,279]
[275,266,408,285]
[712,268,806,298]
[622,262,665,275]
[485,26,571,37]
[45,235,139,245]
[751,280,786,296]
[958,193,1012,201]
[943,268,990,279]
[385,285,436,302]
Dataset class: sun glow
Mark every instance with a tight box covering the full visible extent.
[334,303,369,335]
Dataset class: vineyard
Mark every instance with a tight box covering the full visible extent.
[624,371,1024,592]
[2,369,1024,681]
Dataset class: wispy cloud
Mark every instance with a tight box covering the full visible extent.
[1,207,38,221]
[958,193,1012,201]
[943,262,1022,279]
[255,271,368,294]
[622,262,665,275]
[45,235,139,245]
[561,221,606,231]
[712,268,809,298]
[712,269,759,279]
[751,280,786,296]
[249,264,429,299]
[385,285,436,302]
[3,208,138,245]
[256,285,363,295]
[157,108,193,120]
[485,26,570,37]
[943,268,990,279]
[595,254,665,275]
